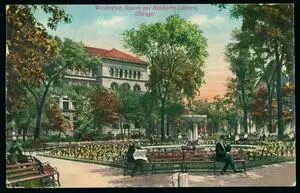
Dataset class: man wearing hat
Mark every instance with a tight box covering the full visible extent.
[215,135,243,175]
[125,140,147,177]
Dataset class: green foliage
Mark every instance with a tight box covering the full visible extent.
[6,5,71,113]
[228,4,294,139]
[123,15,208,140]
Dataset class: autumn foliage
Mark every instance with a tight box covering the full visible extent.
[45,103,72,133]
[90,86,120,130]
[6,5,70,113]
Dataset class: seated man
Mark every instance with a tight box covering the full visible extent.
[215,135,243,175]
[126,141,147,177]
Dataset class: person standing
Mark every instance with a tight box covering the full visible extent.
[215,135,243,175]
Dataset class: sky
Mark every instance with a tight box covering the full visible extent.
[34,4,242,101]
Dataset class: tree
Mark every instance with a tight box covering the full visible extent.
[45,102,72,144]
[116,86,143,136]
[139,91,160,137]
[90,86,120,134]
[52,83,94,141]
[228,4,294,140]
[13,91,37,142]
[6,5,71,114]
[225,30,258,133]
[123,14,208,140]
[25,38,100,140]
[224,78,243,136]
[165,102,185,136]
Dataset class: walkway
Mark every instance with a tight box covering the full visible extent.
[35,155,296,187]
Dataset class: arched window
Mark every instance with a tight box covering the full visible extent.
[133,71,137,79]
[121,83,130,90]
[133,84,141,91]
[111,82,118,90]
[137,71,141,79]
[124,70,128,78]
[109,67,114,76]
[129,70,132,79]
[115,68,119,77]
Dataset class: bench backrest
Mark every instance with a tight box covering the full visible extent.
[6,161,42,182]
[183,150,215,161]
[147,151,183,162]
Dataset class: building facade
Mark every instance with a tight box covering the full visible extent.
[60,46,148,135]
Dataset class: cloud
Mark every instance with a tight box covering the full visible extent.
[188,15,224,27]
[96,16,126,28]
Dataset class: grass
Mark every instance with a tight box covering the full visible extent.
[15,179,42,188]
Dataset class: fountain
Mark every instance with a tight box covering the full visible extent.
[181,115,207,144]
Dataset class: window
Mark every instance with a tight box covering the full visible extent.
[115,68,119,77]
[138,71,141,79]
[124,70,128,78]
[64,116,70,120]
[111,82,118,90]
[74,68,79,76]
[133,84,141,91]
[119,69,123,78]
[121,83,130,90]
[109,67,114,76]
[62,97,69,110]
[73,116,77,121]
[133,71,137,79]
[129,70,132,79]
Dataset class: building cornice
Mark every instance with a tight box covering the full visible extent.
[64,75,97,81]
[102,75,148,82]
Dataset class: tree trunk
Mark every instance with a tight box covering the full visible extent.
[267,91,273,134]
[22,127,27,143]
[58,130,61,146]
[166,114,170,136]
[276,63,284,140]
[160,101,165,141]
[34,107,43,140]
[243,107,248,133]
[274,42,284,140]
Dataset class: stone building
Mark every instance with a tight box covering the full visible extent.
[60,46,148,135]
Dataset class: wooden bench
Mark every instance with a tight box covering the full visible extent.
[41,162,61,187]
[183,149,247,174]
[6,161,46,188]
[6,156,60,188]
[147,151,184,174]
[183,150,216,173]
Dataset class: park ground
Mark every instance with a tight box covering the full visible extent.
[35,154,296,187]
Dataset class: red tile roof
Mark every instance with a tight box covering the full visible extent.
[85,46,147,65]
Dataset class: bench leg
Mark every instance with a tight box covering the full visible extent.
[243,162,246,174]
[56,173,61,186]
[214,163,216,175]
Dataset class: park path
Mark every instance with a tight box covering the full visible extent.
[35,155,296,187]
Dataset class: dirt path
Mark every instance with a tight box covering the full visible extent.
[35,155,295,187]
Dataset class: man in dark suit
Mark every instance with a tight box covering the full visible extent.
[215,135,243,175]
[126,141,147,177]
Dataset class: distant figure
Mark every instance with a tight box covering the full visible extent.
[7,141,27,164]
[150,135,154,145]
[178,133,182,139]
[215,135,243,175]
[259,133,266,141]
[235,135,240,144]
